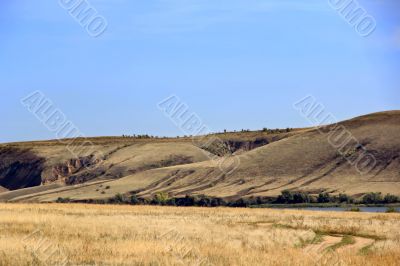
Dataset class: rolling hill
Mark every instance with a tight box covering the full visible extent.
[0,111,399,203]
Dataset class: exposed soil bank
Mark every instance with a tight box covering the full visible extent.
[0,147,44,190]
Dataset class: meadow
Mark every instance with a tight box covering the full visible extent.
[0,204,399,266]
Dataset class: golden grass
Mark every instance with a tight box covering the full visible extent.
[0,204,399,266]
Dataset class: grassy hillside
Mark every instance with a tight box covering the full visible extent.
[1,111,399,203]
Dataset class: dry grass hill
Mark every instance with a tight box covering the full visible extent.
[0,111,399,203]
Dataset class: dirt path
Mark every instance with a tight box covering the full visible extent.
[304,234,375,254]
[304,235,342,253]
[336,236,375,253]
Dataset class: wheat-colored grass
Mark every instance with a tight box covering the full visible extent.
[0,204,399,266]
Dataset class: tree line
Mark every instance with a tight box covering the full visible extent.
[57,191,400,207]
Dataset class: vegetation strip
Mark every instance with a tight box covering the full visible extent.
[55,190,400,209]
[272,223,385,243]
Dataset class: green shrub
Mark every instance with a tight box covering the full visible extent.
[113,193,126,204]
[130,195,140,205]
[386,207,398,213]
[347,207,361,212]
[56,197,71,203]
[151,192,170,205]
[166,198,176,206]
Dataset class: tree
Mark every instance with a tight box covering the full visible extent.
[318,193,331,203]
[130,195,140,205]
[175,195,196,206]
[166,198,176,206]
[211,198,226,207]
[113,193,126,204]
[230,198,250,207]
[277,190,294,203]
[293,192,311,203]
[362,192,383,204]
[198,197,212,207]
[152,192,170,205]
[276,191,311,204]
[384,194,398,204]
[338,193,352,203]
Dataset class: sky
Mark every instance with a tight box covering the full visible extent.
[0,0,399,143]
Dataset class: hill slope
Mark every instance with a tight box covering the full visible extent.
[1,111,399,202]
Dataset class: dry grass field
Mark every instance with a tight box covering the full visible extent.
[0,204,399,266]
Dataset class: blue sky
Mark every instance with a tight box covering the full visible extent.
[0,0,399,142]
